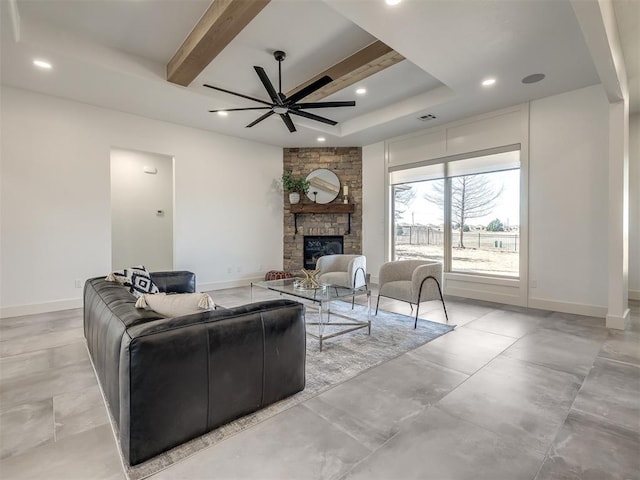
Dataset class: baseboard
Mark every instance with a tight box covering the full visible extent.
[606,309,630,330]
[527,297,607,318]
[199,276,265,292]
[0,298,83,319]
[629,290,640,301]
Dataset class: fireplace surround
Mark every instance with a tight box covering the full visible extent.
[283,147,362,272]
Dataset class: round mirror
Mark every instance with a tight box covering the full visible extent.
[306,169,340,204]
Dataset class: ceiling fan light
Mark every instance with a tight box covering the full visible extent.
[482,78,496,87]
[217,111,228,117]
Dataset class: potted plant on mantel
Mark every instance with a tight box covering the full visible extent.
[281,169,310,204]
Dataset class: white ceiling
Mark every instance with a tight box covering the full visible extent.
[0,0,636,148]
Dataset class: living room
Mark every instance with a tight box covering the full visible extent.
[1,0,638,479]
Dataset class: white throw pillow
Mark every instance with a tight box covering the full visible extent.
[135,292,215,318]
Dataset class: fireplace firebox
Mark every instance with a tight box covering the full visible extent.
[303,236,344,270]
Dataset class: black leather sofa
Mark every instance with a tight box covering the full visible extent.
[83,271,306,465]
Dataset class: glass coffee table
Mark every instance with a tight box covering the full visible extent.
[251,278,371,351]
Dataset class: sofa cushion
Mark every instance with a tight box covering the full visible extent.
[135,292,215,318]
[107,265,160,297]
[150,271,196,294]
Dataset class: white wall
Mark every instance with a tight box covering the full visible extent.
[111,149,174,272]
[630,113,640,300]
[527,85,610,315]
[362,142,386,283]
[0,86,283,317]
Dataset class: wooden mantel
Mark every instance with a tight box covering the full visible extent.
[289,203,355,235]
[290,203,355,214]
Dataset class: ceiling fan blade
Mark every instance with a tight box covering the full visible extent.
[246,110,275,128]
[286,75,332,104]
[203,84,273,107]
[289,109,338,126]
[294,101,356,109]
[280,113,297,132]
[209,107,271,113]
[254,66,281,105]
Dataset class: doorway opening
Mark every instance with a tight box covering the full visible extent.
[110,148,174,271]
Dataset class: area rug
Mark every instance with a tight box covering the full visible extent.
[121,302,454,480]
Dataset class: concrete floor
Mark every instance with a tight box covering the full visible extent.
[1,287,638,480]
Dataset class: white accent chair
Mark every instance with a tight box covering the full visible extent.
[376,260,448,328]
[316,254,367,290]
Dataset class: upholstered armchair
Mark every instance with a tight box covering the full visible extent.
[316,254,367,289]
[376,260,448,328]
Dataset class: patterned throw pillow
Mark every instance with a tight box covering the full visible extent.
[106,265,160,298]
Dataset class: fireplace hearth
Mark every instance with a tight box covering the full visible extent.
[303,236,344,270]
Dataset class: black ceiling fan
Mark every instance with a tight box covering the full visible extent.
[203,50,355,133]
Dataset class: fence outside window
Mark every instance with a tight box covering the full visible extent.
[396,225,519,252]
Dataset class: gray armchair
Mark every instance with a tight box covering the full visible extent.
[376,260,448,328]
[316,254,367,289]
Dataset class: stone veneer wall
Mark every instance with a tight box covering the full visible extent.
[283,147,362,272]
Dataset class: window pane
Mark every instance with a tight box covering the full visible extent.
[449,169,520,277]
[393,180,444,264]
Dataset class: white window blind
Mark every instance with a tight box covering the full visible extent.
[448,150,520,177]
[389,162,444,185]
[389,145,520,184]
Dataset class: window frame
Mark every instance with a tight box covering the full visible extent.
[389,145,525,282]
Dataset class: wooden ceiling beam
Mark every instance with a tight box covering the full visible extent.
[285,40,405,102]
[167,0,271,86]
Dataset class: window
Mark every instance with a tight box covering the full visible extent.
[394,180,444,265]
[391,149,520,278]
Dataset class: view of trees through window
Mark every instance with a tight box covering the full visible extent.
[393,164,520,277]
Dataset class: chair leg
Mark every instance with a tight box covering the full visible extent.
[432,278,449,323]
[414,303,420,329]
[375,294,381,315]
[352,295,355,309]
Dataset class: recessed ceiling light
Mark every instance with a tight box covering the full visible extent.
[482,78,496,87]
[386,0,402,5]
[217,111,228,117]
[317,137,326,142]
[33,59,52,69]
[356,87,367,95]
[522,73,546,84]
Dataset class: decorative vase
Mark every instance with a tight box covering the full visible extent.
[289,192,300,204]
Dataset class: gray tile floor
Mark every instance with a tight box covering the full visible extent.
[1,287,638,480]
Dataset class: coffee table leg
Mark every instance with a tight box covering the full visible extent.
[318,301,324,351]
[367,290,371,335]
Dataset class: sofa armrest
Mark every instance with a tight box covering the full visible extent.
[150,271,196,293]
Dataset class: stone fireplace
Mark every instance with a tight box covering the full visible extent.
[283,147,362,272]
